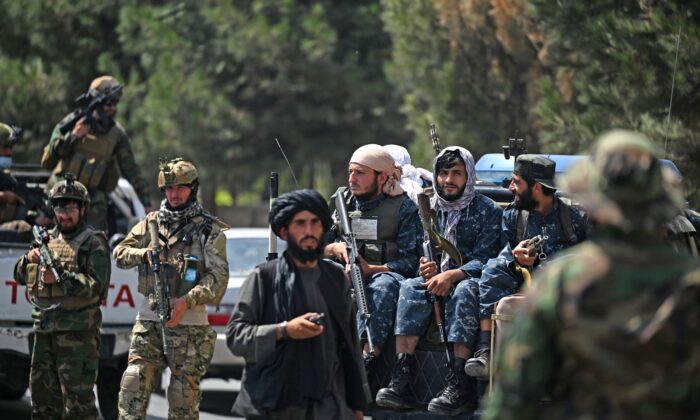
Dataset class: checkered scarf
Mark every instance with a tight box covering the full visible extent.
[157,199,203,227]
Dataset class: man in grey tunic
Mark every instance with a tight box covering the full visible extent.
[226,189,370,419]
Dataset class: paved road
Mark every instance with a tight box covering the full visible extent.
[1,377,242,420]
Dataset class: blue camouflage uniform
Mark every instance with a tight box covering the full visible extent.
[478,198,588,320]
[326,192,420,351]
[394,193,502,348]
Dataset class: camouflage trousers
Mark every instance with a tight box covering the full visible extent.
[395,277,480,348]
[30,329,100,420]
[118,320,217,420]
[357,272,404,351]
[477,256,523,320]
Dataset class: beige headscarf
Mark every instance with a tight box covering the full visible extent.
[350,144,404,197]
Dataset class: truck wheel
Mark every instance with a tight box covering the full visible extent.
[97,366,121,420]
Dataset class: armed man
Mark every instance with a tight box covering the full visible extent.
[113,158,228,419]
[13,175,111,419]
[376,146,502,416]
[324,144,421,368]
[484,130,700,419]
[0,123,50,241]
[41,75,152,231]
[463,154,588,380]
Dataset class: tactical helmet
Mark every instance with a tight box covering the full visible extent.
[158,158,199,189]
[88,75,123,98]
[0,123,21,148]
[48,173,91,211]
[558,129,684,232]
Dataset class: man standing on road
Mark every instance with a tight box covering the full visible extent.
[13,175,111,420]
[376,147,502,416]
[324,144,421,368]
[41,75,152,230]
[484,130,700,419]
[114,158,228,419]
[227,189,370,419]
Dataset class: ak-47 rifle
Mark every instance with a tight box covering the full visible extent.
[335,193,376,358]
[416,192,454,369]
[32,225,66,285]
[429,123,442,155]
[267,172,279,261]
[148,219,172,362]
[59,83,124,135]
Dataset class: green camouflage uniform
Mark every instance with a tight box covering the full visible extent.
[484,130,700,419]
[114,208,228,420]
[13,226,111,420]
[41,77,151,231]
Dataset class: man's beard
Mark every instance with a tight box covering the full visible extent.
[57,221,80,236]
[514,187,538,211]
[436,183,466,201]
[353,178,380,201]
[287,233,325,263]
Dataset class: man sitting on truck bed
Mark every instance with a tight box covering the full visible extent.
[376,147,502,416]
[463,155,588,379]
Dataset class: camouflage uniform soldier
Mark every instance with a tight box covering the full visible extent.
[325,144,421,366]
[13,176,111,420]
[484,130,700,419]
[41,75,152,231]
[114,158,228,419]
[376,147,502,415]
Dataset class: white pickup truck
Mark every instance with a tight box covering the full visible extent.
[0,177,145,420]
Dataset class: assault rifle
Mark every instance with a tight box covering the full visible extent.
[515,234,545,288]
[32,225,66,284]
[416,192,454,369]
[335,193,376,357]
[429,123,442,155]
[148,219,172,362]
[59,84,124,135]
[267,172,279,261]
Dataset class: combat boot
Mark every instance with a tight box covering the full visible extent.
[375,353,417,410]
[464,346,490,378]
[427,357,475,416]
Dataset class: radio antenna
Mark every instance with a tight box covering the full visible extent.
[275,137,299,188]
[664,24,682,158]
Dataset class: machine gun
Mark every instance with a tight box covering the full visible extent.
[502,132,527,161]
[429,123,442,155]
[32,226,66,284]
[335,193,376,358]
[416,192,454,369]
[148,219,172,362]
[59,84,124,135]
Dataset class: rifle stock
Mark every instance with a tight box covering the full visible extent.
[335,193,375,356]
[59,85,124,135]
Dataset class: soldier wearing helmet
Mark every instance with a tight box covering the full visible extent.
[484,130,700,420]
[114,158,229,419]
[41,75,152,232]
[0,123,51,241]
[13,173,111,419]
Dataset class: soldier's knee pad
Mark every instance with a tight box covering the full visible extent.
[167,375,198,409]
[120,364,141,394]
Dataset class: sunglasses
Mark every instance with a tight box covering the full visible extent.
[53,206,80,215]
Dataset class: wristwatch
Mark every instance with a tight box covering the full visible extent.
[280,321,289,340]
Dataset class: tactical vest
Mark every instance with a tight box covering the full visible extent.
[55,125,121,191]
[137,213,226,305]
[335,188,403,265]
[26,228,99,311]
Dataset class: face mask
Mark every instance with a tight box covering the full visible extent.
[0,156,12,169]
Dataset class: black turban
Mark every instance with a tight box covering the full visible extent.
[269,189,332,237]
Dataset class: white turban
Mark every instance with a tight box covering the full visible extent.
[350,144,404,197]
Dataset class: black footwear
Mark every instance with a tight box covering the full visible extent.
[464,346,490,378]
[427,357,475,416]
[375,353,417,410]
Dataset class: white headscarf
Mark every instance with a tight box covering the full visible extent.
[350,144,404,197]
[430,146,477,271]
[384,144,433,204]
